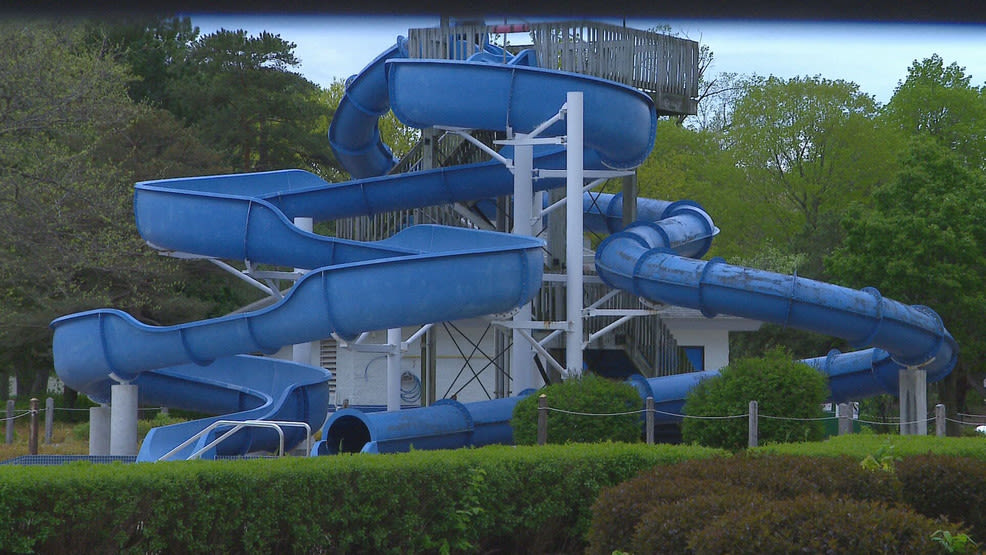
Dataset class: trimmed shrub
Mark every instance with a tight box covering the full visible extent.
[587,453,905,554]
[681,347,829,449]
[0,442,722,554]
[688,494,955,554]
[898,455,986,541]
[586,473,723,555]
[630,489,767,555]
[511,373,642,445]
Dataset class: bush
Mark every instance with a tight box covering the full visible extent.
[688,494,954,554]
[587,453,906,554]
[898,455,986,541]
[511,373,642,445]
[630,489,766,554]
[586,472,726,555]
[681,347,829,449]
[0,442,722,554]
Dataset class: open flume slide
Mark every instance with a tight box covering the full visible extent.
[312,38,957,454]
[51,28,957,459]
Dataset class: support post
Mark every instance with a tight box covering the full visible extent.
[837,402,852,435]
[5,399,14,445]
[935,403,946,437]
[899,368,927,435]
[495,194,510,399]
[748,400,758,448]
[511,136,538,392]
[110,383,138,456]
[645,396,655,445]
[565,91,584,380]
[28,398,38,455]
[621,171,637,229]
[537,394,548,445]
[387,328,402,411]
[89,405,111,456]
[44,397,54,444]
[292,217,317,367]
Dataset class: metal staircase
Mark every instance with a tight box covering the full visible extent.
[333,19,702,383]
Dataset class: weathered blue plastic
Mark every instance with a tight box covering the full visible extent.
[313,392,534,455]
[51,31,957,460]
[595,205,958,399]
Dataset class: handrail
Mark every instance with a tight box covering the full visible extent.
[157,420,312,461]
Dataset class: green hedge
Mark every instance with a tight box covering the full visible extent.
[588,452,979,554]
[0,443,723,554]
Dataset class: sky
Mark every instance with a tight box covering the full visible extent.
[188,14,986,105]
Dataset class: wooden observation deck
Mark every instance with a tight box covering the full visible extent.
[407,20,700,116]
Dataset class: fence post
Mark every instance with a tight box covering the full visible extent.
[935,403,946,437]
[748,400,758,448]
[537,394,548,445]
[838,402,852,435]
[29,398,39,455]
[645,396,655,445]
[45,397,54,444]
[5,399,13,445]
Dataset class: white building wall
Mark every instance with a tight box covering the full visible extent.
[664,328,731,371]
[332,320,501,407]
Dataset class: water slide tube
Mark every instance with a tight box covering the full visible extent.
[310,39,956,454]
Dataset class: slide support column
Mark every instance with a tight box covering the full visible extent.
[110,383,138,456]
[565,91,584,379]
[899,367,927,435]
[293,217,317,367]
[387,328,403,411]
[89,404,110,456]
[511,136,538,393]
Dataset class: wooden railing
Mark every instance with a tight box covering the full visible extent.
[407,20,699,115]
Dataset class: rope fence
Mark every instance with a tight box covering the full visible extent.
[4,397,173,453]
[534,394,985,447]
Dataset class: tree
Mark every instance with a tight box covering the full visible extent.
[0,19,254,397]
[167,29,342,178]
[826,138,986,433]
[631,120,759,261]
[681,348,829,449]
[727,75,903,278]
[83,15,199,107]
[883,54,986,171]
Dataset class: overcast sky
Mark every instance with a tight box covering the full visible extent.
[188,14,986,105]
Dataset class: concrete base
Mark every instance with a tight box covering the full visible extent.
[89,405,111,455]
[899,368,927,435]
[110,384,138,456]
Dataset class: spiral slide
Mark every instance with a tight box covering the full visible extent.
[48,39,653,460]
[51,33,957,459]
[312,39,956,454]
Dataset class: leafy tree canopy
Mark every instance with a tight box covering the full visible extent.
[883,54,986,170]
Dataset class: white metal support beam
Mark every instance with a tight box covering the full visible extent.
[565,91,584,380]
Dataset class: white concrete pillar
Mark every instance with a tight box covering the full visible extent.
[387,328,403,411]
[89,404,111,456]
[511,138,538,393]
[293,217,319,366]
[110,384,138,456]
[899,367,927,435]
[565,91,584,380]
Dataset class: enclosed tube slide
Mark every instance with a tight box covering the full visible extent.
[312,37,956,454]
[49,37,657,460]
[51,29,957,459]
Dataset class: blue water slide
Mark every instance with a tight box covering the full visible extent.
[51,34,958,460]
[307,41,957,454]
[328,38,408,178]
[594,203,958,401]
